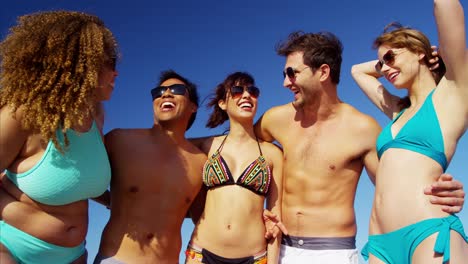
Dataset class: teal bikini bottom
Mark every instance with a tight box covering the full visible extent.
[0,220,85,264]
[362,215,468,264]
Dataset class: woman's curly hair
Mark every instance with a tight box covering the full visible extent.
[0,10,118,151]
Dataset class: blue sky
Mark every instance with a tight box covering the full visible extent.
[2,1,467,263]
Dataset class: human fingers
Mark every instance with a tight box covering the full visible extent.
[430,181,464,192]
[440,205,463,214]
[430,196,464,214]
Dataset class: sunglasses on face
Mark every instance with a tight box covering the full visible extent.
[230,85,260,98]
[375,50,404,73]
[151,84,187,100]
[111,57,117,71]
[282,66,310,80]
[105,57,117,71]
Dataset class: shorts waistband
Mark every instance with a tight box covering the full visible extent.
[281,235,356,250]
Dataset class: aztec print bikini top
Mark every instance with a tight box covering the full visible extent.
[202,135,272,196]
[376,89,448,171]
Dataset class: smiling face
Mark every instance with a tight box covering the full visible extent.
[153,78,196,128]
[219,81,259,123]
[283,51,319,108]
[376,45,426,89]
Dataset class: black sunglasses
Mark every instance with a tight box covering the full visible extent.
[375,50,398,73]
[230,85,260,98]
[111,57,117,71]
[151,84,187,100]
[106,57,117,71]
[282,66,310,79]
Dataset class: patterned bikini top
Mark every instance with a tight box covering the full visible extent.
[202,135,272,196]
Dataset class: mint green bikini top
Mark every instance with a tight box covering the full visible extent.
[376,89,448,171]
[5,121,111,206]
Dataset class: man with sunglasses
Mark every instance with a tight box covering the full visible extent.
[254,31,465,264]
[94,70,207,263]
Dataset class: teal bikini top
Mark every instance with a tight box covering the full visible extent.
[5,121,111,206]
[376,89,448,171]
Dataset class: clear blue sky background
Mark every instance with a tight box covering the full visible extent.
[2,1,467,263]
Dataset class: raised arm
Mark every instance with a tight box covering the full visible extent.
[434,0,467,85]
[351,61,402,119]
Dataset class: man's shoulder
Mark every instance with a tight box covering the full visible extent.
[105,127,145,138]
[265,103,293,114]
[339,103,382,140]
[104,128,152,147]
[261,103,294,123]
[340,103,380,127]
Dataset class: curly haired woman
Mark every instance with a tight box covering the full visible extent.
[0,10,118,264]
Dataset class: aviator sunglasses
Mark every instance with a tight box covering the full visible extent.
[151,84,187,100]
[375,50,406,73]
[230,85,260,98]
[283,66,310,80]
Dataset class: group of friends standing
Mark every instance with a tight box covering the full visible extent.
[1,0,468,263]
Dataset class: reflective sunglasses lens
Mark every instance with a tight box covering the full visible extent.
[151,84,187,100]
[247,86,260,97]
[151,87,164,100]
[230,86,244,97]
[170,84,187,95]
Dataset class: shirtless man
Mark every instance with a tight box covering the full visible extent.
[95,70,207,263]
[255,32,465,264]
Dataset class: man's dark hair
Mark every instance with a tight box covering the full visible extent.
[157,70,199,130]
[276,31,343,84]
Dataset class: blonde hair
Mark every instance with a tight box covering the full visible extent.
[0,10,118,150]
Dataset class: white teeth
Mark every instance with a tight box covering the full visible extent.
[161,102,175,108]
[240,102,252,108]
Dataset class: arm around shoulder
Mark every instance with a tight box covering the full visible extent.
[254,105,289,143]
[189,136,214,154]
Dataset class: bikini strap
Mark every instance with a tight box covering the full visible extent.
[393,109,406,122]
[216,135,229,154]
[255,135,263,156]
